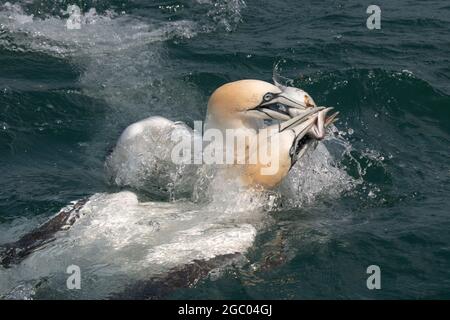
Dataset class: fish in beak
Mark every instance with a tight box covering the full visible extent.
[256,105,338,180]
[248,78,338,140]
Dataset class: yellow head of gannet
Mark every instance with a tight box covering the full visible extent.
[205,79,338,189]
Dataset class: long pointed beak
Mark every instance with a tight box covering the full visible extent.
[271,86,317,113]
[250,86,318,121]
[266,106,337,138]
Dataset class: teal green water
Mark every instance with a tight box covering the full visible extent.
[1,0,450,299]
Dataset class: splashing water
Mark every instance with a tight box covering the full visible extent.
[0,1,378,299]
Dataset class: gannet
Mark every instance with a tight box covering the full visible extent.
[0,80,337,263]
[0,78,338,299]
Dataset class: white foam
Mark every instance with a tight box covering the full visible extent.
[280,140,356,206]
[0,189,263,298]
[0,2,199,55]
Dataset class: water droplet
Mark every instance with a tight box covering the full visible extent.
[347,128,354,135]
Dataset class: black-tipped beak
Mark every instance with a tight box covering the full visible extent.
[248,103,293,121]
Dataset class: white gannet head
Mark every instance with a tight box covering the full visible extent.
[205,79,317,131]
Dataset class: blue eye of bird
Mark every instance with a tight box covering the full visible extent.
[263,93,274,101]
